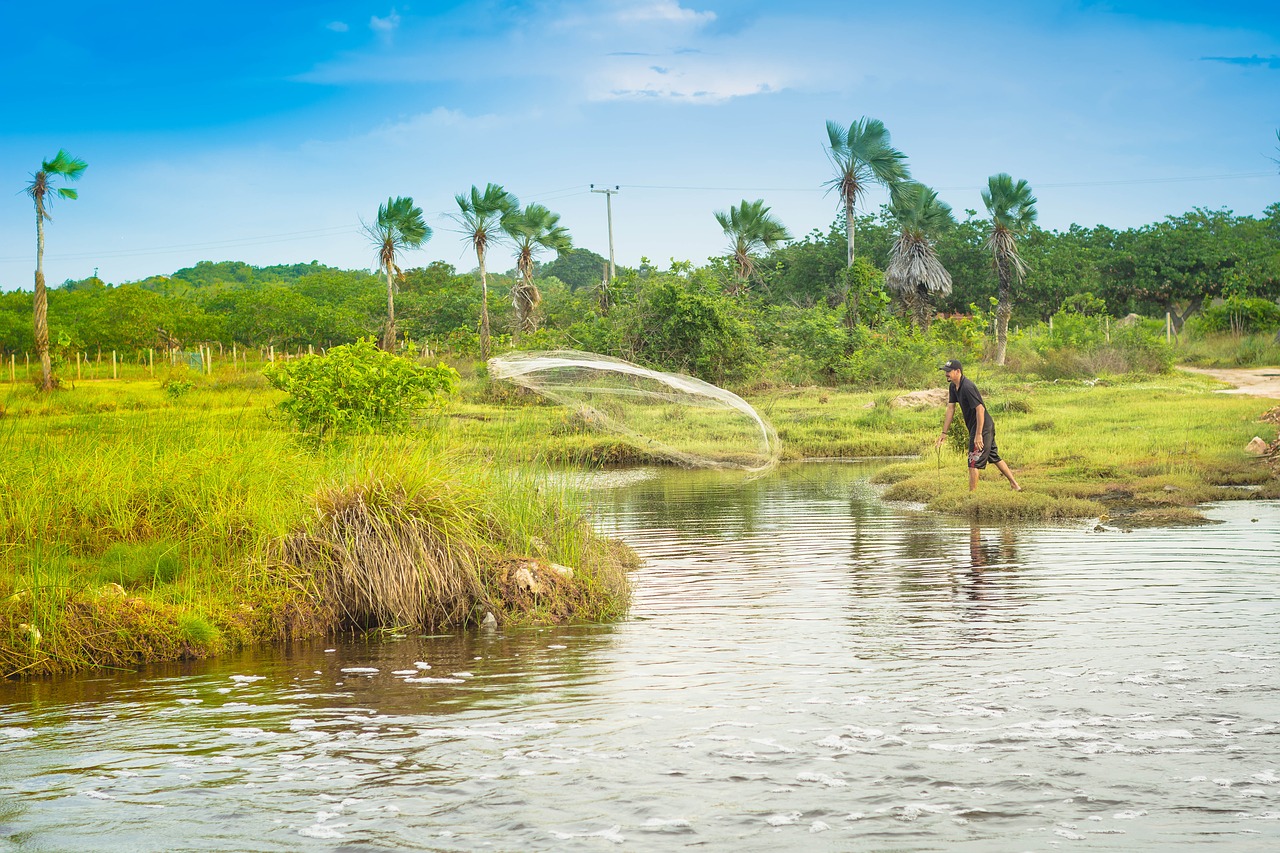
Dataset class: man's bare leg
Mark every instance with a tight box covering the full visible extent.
[969,465,979,492]
[995,460,1021,491]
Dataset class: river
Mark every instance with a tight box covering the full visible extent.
[2,462,1278,851]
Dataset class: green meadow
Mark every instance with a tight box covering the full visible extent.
[1,358,1277,677]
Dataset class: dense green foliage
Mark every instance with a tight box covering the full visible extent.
[1,203,1276,389]
[264,339,460,439]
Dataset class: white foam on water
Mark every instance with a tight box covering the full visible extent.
[391,670,417,675]
[298,824,346,839]
[176,698,202,705]
[810,821,831,832]
[413,661,431,669]
[1129,729,1194,740]
[451,671,473,678]
[550,826,626,844]
[766,812,801,826]
[82,790,113,800]
[229,675,264,683]
[1,727,36,739]
[929,743,978,753]
[403,676,464,684]
[797,771,847,787]
[340,667,379,674]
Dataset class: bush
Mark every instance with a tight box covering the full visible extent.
[264,338,459,439]
[1189,298,1280,334]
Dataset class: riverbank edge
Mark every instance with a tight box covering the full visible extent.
[3,370,1278,678]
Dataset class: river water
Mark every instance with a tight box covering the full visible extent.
[2,462,1278,851]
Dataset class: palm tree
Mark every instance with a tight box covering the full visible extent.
[884,183,955,331]
[364,196,429,351]
[982,174,1038,365]
[824,117,910,269]
[503,203,572,341]
[452,183,518,359]
[26,150,87,391]
[714,199,791,293]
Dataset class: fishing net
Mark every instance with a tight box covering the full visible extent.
[487,350,781,472]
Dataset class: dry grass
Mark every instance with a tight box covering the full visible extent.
[279,480,485,631]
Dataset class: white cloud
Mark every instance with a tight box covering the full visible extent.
[615,1,715,26]
[370,9,401,34]
[590,54,787,103]
[326,21,349,33]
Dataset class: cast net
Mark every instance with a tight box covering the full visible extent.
[487,350,781,472]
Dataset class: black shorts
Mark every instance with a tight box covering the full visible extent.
[968,432,1001,469]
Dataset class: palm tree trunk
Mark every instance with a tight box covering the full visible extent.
[381,268,396,351]
[478,248,491,360]
[33,206,52,391]
[845,196,856,267]
[994,258,1012,366]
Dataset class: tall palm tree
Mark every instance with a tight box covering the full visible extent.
[982,174,1038,365]
[503,203,572,341]
[452,183,518,360]
[26,150,87,391]
[364,196,429,351]
[714,199,791,293]
[824,117,910,269]
[884,183,955,331]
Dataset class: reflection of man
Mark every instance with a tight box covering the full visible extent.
[935,359,1022,493]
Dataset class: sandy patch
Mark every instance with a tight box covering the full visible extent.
[1178,366,1280,400]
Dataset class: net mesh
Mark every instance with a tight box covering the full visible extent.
[488,350,780,472]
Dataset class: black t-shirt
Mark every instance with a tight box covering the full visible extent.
[949,376,993,438]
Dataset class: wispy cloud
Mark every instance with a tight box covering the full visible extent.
[326,21,349,33]
[615,1,716,26]
[1201,54,1280,69]
[370,8,401,40]
[595,56,784,103]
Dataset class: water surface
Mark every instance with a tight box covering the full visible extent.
[2,462,1278,851]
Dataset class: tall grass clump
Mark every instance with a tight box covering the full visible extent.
[276,442,632,631]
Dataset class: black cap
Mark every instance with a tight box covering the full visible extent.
[940,359,962,372]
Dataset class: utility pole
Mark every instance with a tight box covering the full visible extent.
[590,184,620,282]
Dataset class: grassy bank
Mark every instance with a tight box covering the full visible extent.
[0,370,634,677]
[3,361,1278,677]
[759,372,1279,523]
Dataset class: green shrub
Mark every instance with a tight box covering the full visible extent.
[1189,298,1280,334]
[164,379,194,400]
[264,338,460,439]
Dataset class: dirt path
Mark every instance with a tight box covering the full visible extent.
[1179,366,1280,399]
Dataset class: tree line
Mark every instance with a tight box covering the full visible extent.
[10,122,1280,389]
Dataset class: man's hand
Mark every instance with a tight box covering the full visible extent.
[935,434,946,448]
[974,434,984,452]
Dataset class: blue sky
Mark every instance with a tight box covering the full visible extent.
[1,0,1277,288]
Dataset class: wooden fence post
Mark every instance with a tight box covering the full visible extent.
[112,350,118,379]
[149,348,154,377]
[1166,312,1172,343]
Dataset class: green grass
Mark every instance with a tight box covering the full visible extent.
[0,369,634,677]
[2,360,1277,676]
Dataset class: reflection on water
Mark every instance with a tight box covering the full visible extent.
[2,462,1278,851]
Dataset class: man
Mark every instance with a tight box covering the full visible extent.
[935,359,1022,493]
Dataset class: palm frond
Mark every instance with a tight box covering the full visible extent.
[42,150,87,180]
[885,232,953,297]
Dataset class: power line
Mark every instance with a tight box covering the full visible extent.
[621,171,1275,194]
[0,225,358,263]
